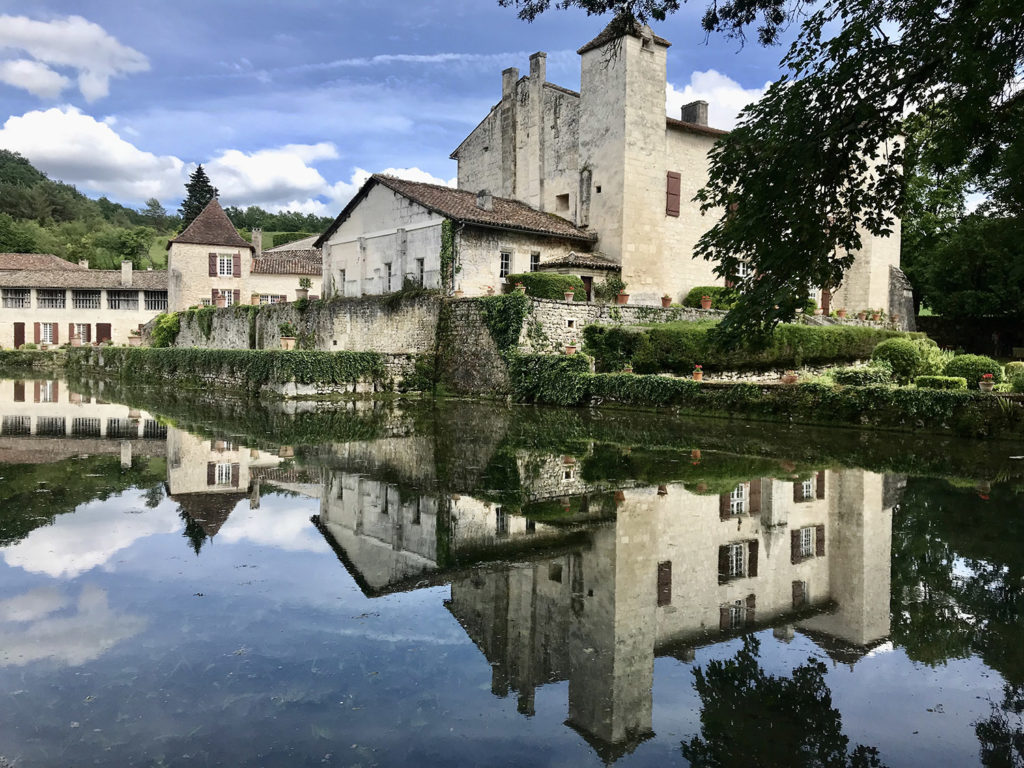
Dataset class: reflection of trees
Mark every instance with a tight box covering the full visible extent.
[180,510,207,555]
[891,480,1024,684]
[682,635,886,768]
[977,684,1024,768]
[143,484,164,509]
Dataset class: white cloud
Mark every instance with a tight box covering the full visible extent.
[0,58,70,99]
[667,69,769,130]
[207,142,340,208]
[217,495,328,553]
[0,14,148,101]
[271,165,456,216]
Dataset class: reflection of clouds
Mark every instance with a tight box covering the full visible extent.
[0,584,145,667]
[3,496,181,578]
[217,496,328,553]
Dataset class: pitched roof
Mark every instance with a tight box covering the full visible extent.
[666,116,729,138]
[167,198,254,251]
[316,175,596,248]
[539,251,621,272]
[251,250,322,276]
[0,269,168,290]
[577,17,671,55]
[265,235,320,252]
[0,253,85,271]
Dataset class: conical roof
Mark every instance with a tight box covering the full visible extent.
[168,198,253,250]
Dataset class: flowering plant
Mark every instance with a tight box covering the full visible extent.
[693,364,702,373]
[701,295,711,300]
[982,373,994,380]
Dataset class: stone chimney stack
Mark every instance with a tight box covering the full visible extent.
[529,51,546,84]
[500,68,519,197]
[252,227,263,257]
[121,260,133,287]
[78,259,89,269]
[476,190,494,212]
[681,100,709,126]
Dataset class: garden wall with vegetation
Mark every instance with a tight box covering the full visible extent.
[0,349,65,372]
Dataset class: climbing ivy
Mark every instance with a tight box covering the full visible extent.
[475,292,530,355]
[439,218,457,293]
[150,313,181,348]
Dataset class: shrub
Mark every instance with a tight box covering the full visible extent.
[1011,374,1024,393]
[871,338,922,382]
[944,354,1004,388]
[915,338,952,376]
[592,274,626,304]
[279,322,298,337]
[19,343,37,350]
[915,375,968,390]
[506,272,586,301]
[1005,361,1024,379]
[832,364,893,386]
[150,313,181,348]
[683,286,739,310]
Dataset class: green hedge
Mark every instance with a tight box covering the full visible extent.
[0,349,64,370]
[506,272,586,301]
[508,353,591,405]
[66,347,388,392]
[583,321,917,374]
[915,376,968,390]
[832,364,892,386]
[871,338,922,383]
[507,357,1024,439]
[683,286,740,310]
[944,354,1004,388]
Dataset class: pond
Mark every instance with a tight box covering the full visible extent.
[0,376,1022,767]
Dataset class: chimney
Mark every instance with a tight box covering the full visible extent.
[476,190,494,212]
[121,260,133,287]
[252,227,263,257]
[78,259,89,269]
[502,67,519,101]
[681,100,709,126]
[529,51,546,84]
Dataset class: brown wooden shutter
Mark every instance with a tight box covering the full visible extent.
[720,605,731,631]
[816,471,826,499]
[84,325,91,342]
[815,524,826,556]
[13,322,24,349]
[718,545,729,584]
[96,323,111,342]
[719,493,732,520]
[52,324,58,344]
[749,479,761,515]
[13,381,24,402]
[33,381,40,402]
[748,540,758,578]
[233,289,240,305]
[33,322,40,343]
[231,463,240,488]
[791,529,801,564]
[209,253,217,276]
[207,462,216,486]
[69,323,75,341]
[657,561,672,606]
[53,381,59,401]
[793,482,801,502]
[233,254,241,277]
[666,171,681,216]
[211,289,218,304]
[745,594,756,625]
[792,580,806,608]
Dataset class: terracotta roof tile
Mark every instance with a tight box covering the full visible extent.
[666,117,729,138]
[251,250,322,275]
[0,269,168,290]
[167,198,253,250]
[0,253,85,271]
[577,17,671,55]
[539,251,621,271]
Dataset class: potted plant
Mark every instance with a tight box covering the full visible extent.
[453,287,465,298]
[616,288,630,305]
[564,288,577,302]
[782,370,799,384]
[692,364,703,382]
[215,292,226,308]
[279,322,298,350]
[857,309,868,321]
[128,333,142,347]
[870,309,881,321]
[485,285,495,296]
[661,293,672,308]
[515,282,526,294]
[296,277,311,301]
[70,332,82,348]
[700,294,713,310]
[836,308,847,319]
[979,373,996,392]
[623,364,634,374]
[565,339,578,355]
[251,292,260,305]
[814,306,824,315]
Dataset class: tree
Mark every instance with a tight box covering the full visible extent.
[140,198,168,230]
[178,165,218,230]
[499,0,1024,343]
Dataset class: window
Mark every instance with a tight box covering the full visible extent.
[729,600,746,629]
[2,416,30,435]
[792,580,808,608]
[338,269,347,297]
[549,563,563,583]
[729,483,747,515]
[259,294,286,305]
[727,543,745,578]
[526,519,536,533]
[37,289,66,309]
[107,290,139,310]
[563,469,575,481]
[106,418,134,438]
[36,417,65,436]
[144,291,168,311]
[40,380,57,402]
[2,288,29,308]
[566,319,575,329]
[530,252,540,272]
[416,259,424,286]
[72,418,101,437]
[800,527,814,558]
[221,288,235,306]
[802,479,814,499]
[39,323,55,345]
[555,194,569,213]
[495,507,508,536]
[500,251,511,278]
[657,561,672,606]
[73,290,100,309]
[143,420,167,438]
[215,462,233,485]
[383,262,392,292]
[74,324,91,343]
[218,254,234,277]
[736,260,751,280]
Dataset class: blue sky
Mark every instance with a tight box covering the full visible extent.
[0,0,795,215]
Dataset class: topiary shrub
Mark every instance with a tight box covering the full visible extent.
[1010,372,1024,393]
[683,286,740,310]
[832,364,893,386]
[915,375,968,390]
[506,272,586,301]
[871,338,923,383]
[944,354,1004,388]
[1005,361,1024,379]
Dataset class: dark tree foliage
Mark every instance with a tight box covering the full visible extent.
[682,634,886,767]
[977,684,1024,768]
[179,165,219,229]
[223,204,333,234]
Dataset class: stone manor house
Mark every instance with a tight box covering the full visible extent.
[317,19,902,311]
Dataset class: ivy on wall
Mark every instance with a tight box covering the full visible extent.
[440,218,457,293]
[475,292,530,355]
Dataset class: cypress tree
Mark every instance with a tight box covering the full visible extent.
[178,165,218,229]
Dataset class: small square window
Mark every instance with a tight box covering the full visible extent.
[555,194,570,213]
[567,319,575,329]
[549,563,563,583]
[215,462,233,485]
[530,252,540,272]
[563,469,575,481]
[596,185,602,194]
[499,251,511,278]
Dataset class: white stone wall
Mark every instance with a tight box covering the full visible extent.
[166,426,280,496]
[455,228,581,296]
[247,273,324,303]
[168,241,250,311]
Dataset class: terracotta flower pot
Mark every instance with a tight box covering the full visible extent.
[453,289,464,298]
[692,371,703,381]
[700,297,713,310]
[565,344,577,355]
[871,313,880,322]
[215,295,226,308]
[623,365,633,374]
[857,312,867,321]
[564,291,576,302]
[814,308,824,315]
[128,335,142,347]
[837,309,847,319]
[616,292,629,305]
[661,296,672,308]
[296,288,309,301]
[280,336,296,350]
[781,371,799,385]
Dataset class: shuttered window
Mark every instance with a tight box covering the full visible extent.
[666,171,681,216]
[657,561,672,606]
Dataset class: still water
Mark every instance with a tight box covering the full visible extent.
[0,376,1022,767]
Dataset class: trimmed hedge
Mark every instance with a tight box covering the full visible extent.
[508,357,1024,439]
[0,348,63,370]
[915,376,968,390]
[66,347,388,392]
[832,364,892,386]
[944,354,1004,389]
[506,272,586,301]
[871,338,922,383]
[583,321,916,374]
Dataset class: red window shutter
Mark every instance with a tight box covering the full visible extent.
[816,471,825,499]
[231,463,240,488]
[748,540,758,577]
[209,253,217,276]
[718,545,729,584]
[69,323,75,341]
[53,381,59,401]
[233,254,241,278]
[33,322,40,343]
[791,529,801,564]
[657,561,672,607]
[33,381,40,402]
[666,171,681,217]
[815,524,826,556]
[745,594,756,624]
[96,323,111,342]
[207,462,216,486]
[13,322,24,349]
[211,289,218,303]
[720,605,730,631]
[793,482,802,502]
[13,381,24,402]
[749,479,761,515]
[84,325,91,343]
[719,493,731,520]
[53,324,58,345]
[233,289,240,305]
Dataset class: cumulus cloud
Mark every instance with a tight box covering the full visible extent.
[667,69,769,130]
[207,143,340,208]
[0,14,148,101]
[0,58,70,99]
[272,165,456,216]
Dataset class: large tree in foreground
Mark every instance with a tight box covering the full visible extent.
[500,0,1024,342]
[178,165,218,230]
